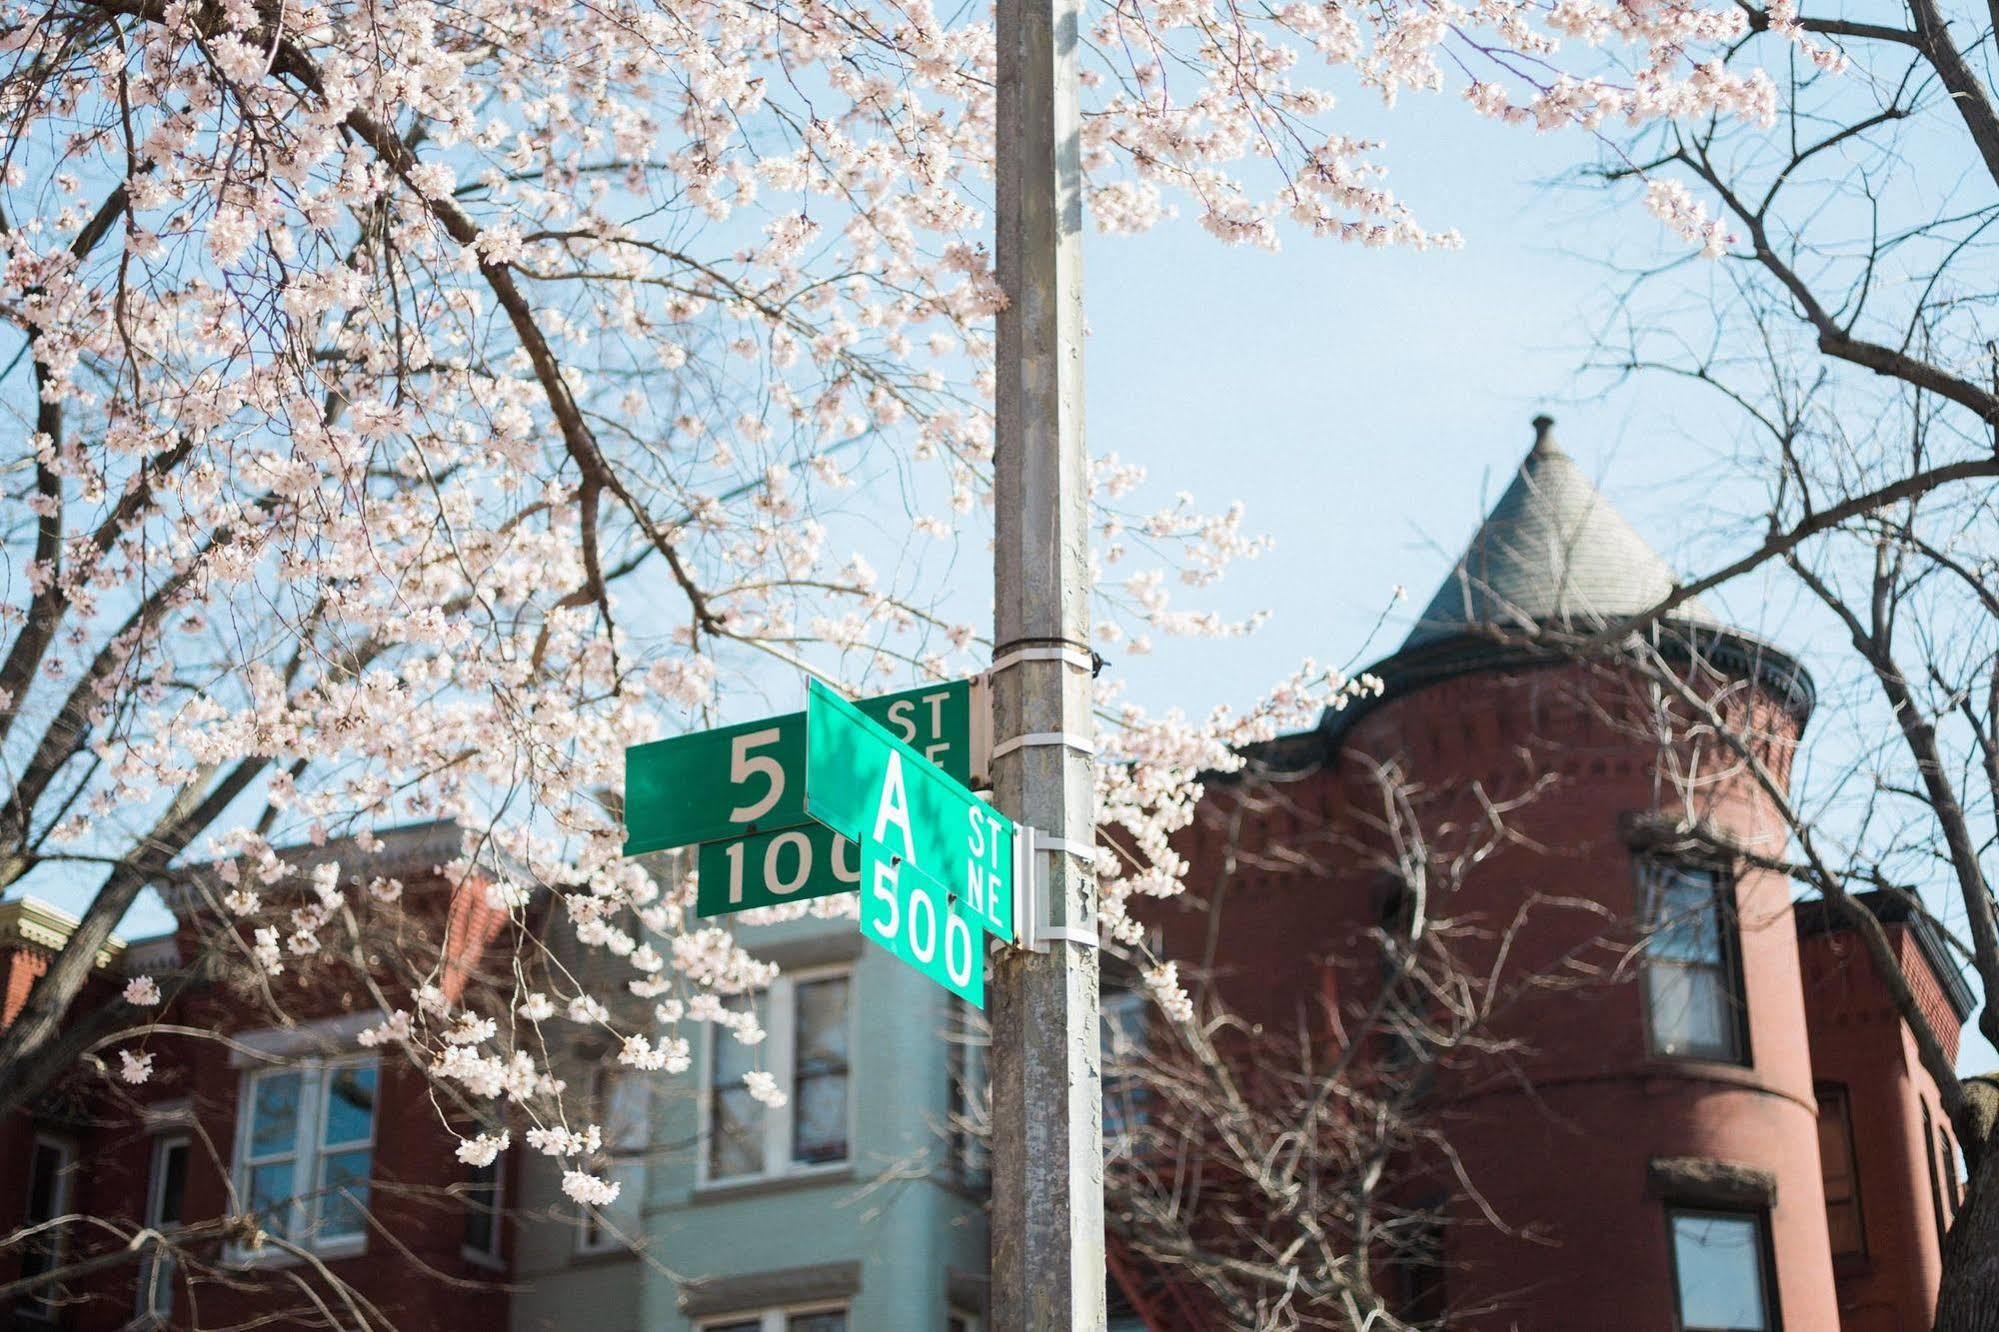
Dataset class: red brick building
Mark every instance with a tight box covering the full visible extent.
[0,823,517,1331]
[1140,419,1973,1331]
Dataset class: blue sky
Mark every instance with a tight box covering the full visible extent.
[1081,96,1998,1076]
[1086,104,1752,711]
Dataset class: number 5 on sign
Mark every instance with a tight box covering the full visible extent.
[860,841,983,1007]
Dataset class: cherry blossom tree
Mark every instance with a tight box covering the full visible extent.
[0,0,1821,1297]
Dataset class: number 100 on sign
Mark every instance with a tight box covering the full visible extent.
[697,824,858,917]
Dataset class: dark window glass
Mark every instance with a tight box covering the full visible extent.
[1668,1209,1774,1331]
[1816,1085,1865,1257]
[1393,1214,1448,1323]
[787,1313,846,1332]
[463,1157,501,1257]
[708,994,768,1179]
[1924,1100,1948,1245]
[791,976,850,1166]
[1102,987,1151,1154]
[1938,1124,1961,1213]
[1639,862,1746,1063]
[20,1138,71,1320]
[949,998,990,1188]
[137,1138,189,1320]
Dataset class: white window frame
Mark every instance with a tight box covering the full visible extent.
[134,1132,191,1322]
[228,1055,379,1262]
[695,1301,849,1332]
[575,1065,652,1255]
[697,964,856,1188]
[19,1133,75,1323]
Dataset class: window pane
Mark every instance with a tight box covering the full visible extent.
[1671,1212,1769,1331]
[710,1087,767,1178]
[316,1147,372,1238]
[795,977,850,1072]
[155,1143,189,1227]
[249,1161,298,1234]
[605,1070,652,1152]
[712,997,764,1084]
[1644,865,1724,963]
[463,1159,499,1256]
[704,1321,761,1332]
[27,1141,63,1219]
[323,1066,377,1146]
[791,977,850,1165]
[138,1248,177,1318]
[250,1072,302,1157]
[1817,1087,1864,1257]
[1103,988,1152,1149]
[708,994,768,1178]
[789,1313,847,1332]
[793,1073,848,1165]
[1646,962,1733,1059]
[21,1143,67,1316]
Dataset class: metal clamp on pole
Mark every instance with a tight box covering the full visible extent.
[1011,825,1100,953]
[989,641,1096,676]
[988,731,1096,761]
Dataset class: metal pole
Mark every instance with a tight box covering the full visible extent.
[990,0,1104,1316]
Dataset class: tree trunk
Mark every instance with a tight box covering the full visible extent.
[1935,1080,1999,1332]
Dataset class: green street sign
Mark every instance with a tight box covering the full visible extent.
[804,679,1015,942]
[623,680,972,858]
[696,823,859,917]
[860,841,984,1007]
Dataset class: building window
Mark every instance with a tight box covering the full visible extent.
[1638,861,1748,1064]
[1102,985,1151,1156]
[703,969,851,1184]
[462,1153,504,1265]
[1938,1121,1962,1214]
[1667,1209,1776,1331]
[699,1307,848,1332]
[947,999,990,1189]
[233,1059,378,1254]
[136,1135,190,1322]
[577,1067,650,1252]
[18,1135,74,1322]
[1923,1100,1949,1244]
[1815,1084,1865,1258]
[1390,1210,1449,1324]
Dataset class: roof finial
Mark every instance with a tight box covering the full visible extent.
[1529,414,1563,460]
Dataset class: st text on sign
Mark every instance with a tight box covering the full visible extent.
[803,679,1015,944]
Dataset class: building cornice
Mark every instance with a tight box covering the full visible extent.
[1794,890,1977,1024]
[0,897,124,967]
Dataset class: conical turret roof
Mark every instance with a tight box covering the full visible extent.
[1401,416,1717,649]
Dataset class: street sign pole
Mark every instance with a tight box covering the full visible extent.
[990,0,1104,1314]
